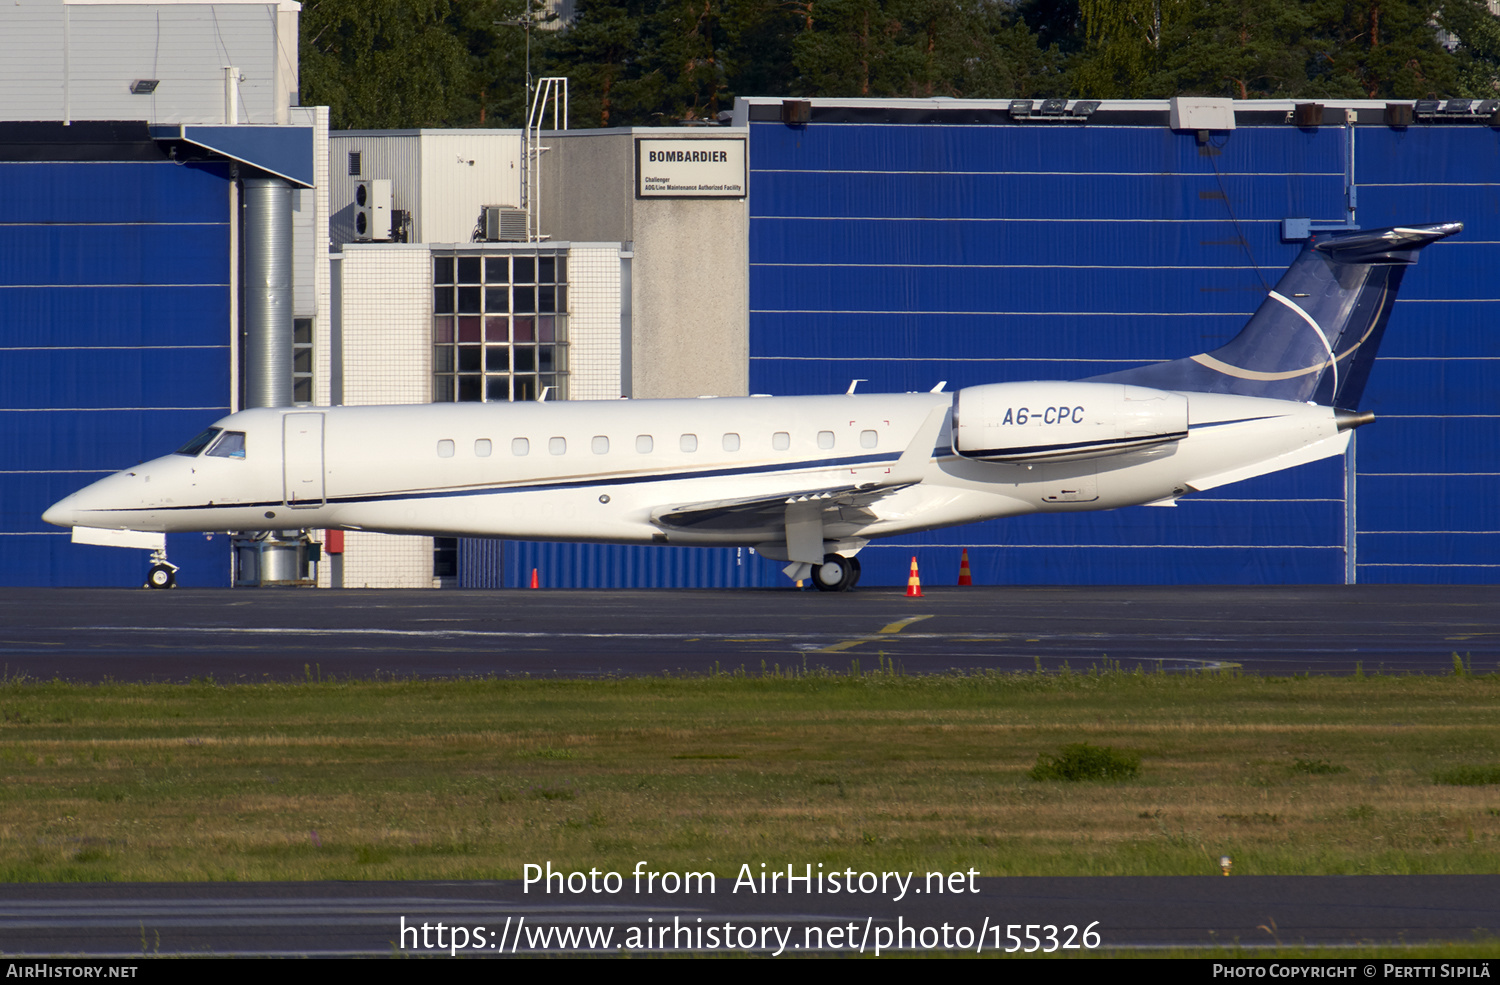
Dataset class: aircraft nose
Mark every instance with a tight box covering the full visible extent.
[42,494,78,529]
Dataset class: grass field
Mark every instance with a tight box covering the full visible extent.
[1,662,1498,883]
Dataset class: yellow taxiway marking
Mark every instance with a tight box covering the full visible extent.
[878,615,934,635]
[818,614,934,652]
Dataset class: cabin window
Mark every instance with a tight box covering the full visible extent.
[475,439,492,457]
[549,436,567,455]
[432,248,569,405]
[437,439,455,458]
[722,433,740,452]
[772,431,790,451]
[680,434,698,453]
[592,435,609,454]
[817,431,835,450]
[512,437,529,456]
[860,429,878,449]
[206,431,247,460]
[636,435,653,453]
[175,428,222,457]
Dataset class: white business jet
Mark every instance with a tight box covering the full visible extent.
[44,222,1460,591]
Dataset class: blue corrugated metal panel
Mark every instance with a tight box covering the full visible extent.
[0,225,228,286]
[1360,360,1500,415]
[457,538,506,587]
[752,124,1344,177]
[852,543,1346,587]
[0,158,232,587]
[750,217,1301,268]
[0,408,229,472]
[1377,302,1500,358]
[1357,475,1500,530]
[752,264,1276,316]
[0,286,231,349]
[751,171,1346,222]
[1354,126,1500,185]
[0,348,228,409]
[1356,418,1500,474]
[457,540,782,589]
[1354,184,1500,241]
[1359,532,1500,566]
[0,532,228,588]
[0,162,229,224]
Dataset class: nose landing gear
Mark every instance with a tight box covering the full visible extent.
[145,547,178,589]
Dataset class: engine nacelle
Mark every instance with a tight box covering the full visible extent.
[953,381,1189,462]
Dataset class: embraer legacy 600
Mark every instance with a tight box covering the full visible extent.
[45,222,1460,591]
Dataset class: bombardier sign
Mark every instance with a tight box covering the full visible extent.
[636,138,746,198]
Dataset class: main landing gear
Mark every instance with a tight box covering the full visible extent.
[145,547,178,590]
[812,553,862,592]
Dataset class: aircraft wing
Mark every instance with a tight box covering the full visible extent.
[649,404,948,562]
[650,480,917,533]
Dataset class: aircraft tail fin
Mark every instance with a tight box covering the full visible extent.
[1088,222,1461,407]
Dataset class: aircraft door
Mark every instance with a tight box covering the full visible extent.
[283,412,326,508]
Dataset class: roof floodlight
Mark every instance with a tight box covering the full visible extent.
[1071,100,1101,118]
[1008,99,1033,119]
[1442,99,1472,114]
[130,79,159,95]
[1039,98,1068,115]
[1413,99,1441,116]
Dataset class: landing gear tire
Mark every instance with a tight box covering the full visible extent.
[847,555,862,589]
[813,554,855,593]
[146,563,177,590]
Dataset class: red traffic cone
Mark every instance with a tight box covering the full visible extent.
[529,568,539,589]
[905,557,924,598]
[958,548,973,586]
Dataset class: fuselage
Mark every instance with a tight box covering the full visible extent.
[43,388,1347,557]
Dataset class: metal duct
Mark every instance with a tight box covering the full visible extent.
[242,177,293,409]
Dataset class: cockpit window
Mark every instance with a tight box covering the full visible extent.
[174,428,221,457]
[206,431,247,459]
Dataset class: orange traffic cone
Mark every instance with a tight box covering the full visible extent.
[958,548,973,586]
[906,557,924,597]
[529,568,539,589]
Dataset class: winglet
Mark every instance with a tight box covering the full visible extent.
[890,404,950,484]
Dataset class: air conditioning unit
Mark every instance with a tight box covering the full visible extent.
[354,179,392,241]
[483,205,527,242]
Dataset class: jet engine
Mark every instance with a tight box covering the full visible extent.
[953,381,1189,462]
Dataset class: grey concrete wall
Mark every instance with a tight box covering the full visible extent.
[541,128,748,399]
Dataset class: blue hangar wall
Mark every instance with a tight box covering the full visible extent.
[744,102,1499,587]
[0,123,232,587]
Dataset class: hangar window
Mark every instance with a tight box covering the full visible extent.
[347,152,361,177]
[293,318,314,403]
[722,433,740,452]
[817,431,835,450]
[772,431,790,451]
[636,435,653,453]
[680,433,698,453]
[860,430,878,449]
[432,249,568,406]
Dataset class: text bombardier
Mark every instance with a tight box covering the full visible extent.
[647,149,730,163]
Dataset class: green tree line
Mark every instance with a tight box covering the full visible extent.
[300,0,1500,130]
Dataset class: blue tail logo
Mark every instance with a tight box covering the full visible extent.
[1090,222,1462,407]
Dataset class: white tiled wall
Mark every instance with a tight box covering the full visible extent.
[566,244,624,400]
[337,244,435,587]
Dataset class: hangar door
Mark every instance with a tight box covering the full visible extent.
[282,412,325,507]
